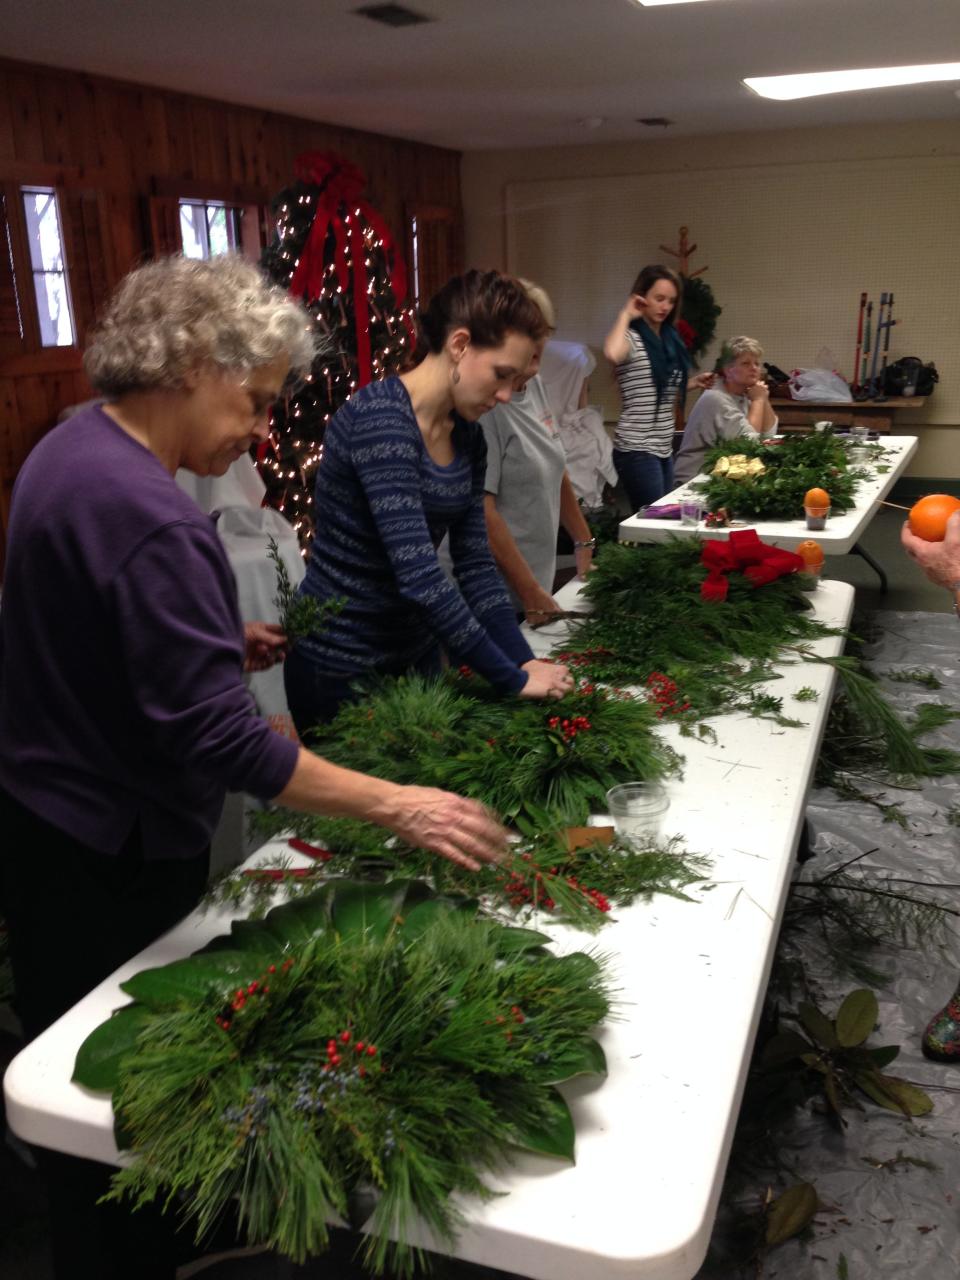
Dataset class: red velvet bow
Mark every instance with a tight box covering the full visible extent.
[700,529,804,602]
[288,150,408,388]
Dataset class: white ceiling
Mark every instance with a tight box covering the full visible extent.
[2,0,959,151]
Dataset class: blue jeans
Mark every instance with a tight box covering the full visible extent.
[284,644,443,738]
[613,448,674,513]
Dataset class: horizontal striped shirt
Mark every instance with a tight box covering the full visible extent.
[296,377,533,693]
[613,329,680,458]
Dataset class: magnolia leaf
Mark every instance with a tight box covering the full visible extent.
[798,1002,840,1050]
[492,926,552,956]
[535,1036,607,1085]
[73,1004,152,1091]
[800,1052,829,1074]
[510,1088,576,1162]
[120,951,253,1009]
[231,916,293,953]
[868,1044,901,1069]
[762,1030,812,1069]
[398,898,461,941]
[835,989,878,1048]
[765,1182,818,1245]
[852,1071,933,1117]
[332,881,409,942]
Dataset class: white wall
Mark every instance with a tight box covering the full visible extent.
[462,119,960,478]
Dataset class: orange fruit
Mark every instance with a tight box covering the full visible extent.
[796,539,824,569]
[803,487,830,508]
[908,494,960,542]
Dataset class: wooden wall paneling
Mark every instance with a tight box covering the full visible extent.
[65,76,103,171]
[140,91,172,181]
[91,83,129,182]
[163,94,197,181]
[14,373,54,461]
[38,74,73,166]
[0,376,21,483]
[189,100,217,182]
[7,69,45,163]
[0,77,16,165]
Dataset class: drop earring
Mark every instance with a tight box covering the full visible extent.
[452,367,461,385]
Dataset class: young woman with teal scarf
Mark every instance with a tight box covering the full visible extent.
[603,263,714,512]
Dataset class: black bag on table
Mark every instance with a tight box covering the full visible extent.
[882,357,938,398]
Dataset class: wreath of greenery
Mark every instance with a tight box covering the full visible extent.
[73,879,612,1274]
[693,430,868,522]
[681,275,722,361]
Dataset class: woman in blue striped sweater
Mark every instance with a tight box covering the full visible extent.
[285,270,575,734]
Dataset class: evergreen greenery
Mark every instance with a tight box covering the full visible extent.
[692,430,868,521]
[300,672,680,833]
[73,880,612,1273]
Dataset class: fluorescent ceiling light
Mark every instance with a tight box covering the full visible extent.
[632,1,718,6]
[745,62,960,101]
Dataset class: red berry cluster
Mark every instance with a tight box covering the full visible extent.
[561,873,611,913]
[547,713,592,742]
[555,646,611,670]
[216,957,295,1031]
[646,671,691,719]
[503,866,555,911]
[457,664,474,679]
[325,1028,380,1078]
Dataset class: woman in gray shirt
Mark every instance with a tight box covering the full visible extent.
[674,336,778,484]
[480,282,596,624]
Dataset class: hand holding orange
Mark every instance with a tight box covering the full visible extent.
[907,494,960,543]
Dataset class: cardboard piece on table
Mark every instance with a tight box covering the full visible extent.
[564,825,616,851]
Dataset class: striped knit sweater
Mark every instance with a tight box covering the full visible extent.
[295,377,533,693]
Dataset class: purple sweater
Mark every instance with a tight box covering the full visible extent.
[0,405,299,860]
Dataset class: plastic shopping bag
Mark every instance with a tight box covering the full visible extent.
[788,368,852,403]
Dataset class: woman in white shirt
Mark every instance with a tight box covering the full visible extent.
[673,336,778,484]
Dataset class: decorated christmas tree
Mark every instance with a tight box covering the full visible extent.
[259,151,416,545]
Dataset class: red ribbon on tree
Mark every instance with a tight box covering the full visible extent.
[700,529,804,602]
[288,150,408,388]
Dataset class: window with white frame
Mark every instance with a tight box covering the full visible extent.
[20,186,75,347]
[179,200,243,260]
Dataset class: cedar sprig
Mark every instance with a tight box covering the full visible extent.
[267,535,343,644]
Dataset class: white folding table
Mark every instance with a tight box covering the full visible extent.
[4,578,854,1280]
[619,436,917,591]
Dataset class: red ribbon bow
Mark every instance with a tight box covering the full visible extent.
[700,529,804,602]
[288,150,408,388]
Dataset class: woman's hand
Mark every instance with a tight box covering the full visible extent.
[519,658,574,700]
[522,585,564,627]
[746,379,770,402]
[625,293,646,320]
[243,622,288,672]
[688,371,715,391]
[901,512,960,591]
[374,785,508,871]
[574,544,595,579]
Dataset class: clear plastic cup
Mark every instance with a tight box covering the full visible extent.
[605,783,670,846]
[680,498,703,526]
[804,505,830,531]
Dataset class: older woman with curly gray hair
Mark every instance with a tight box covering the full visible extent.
[0,254,506,1280]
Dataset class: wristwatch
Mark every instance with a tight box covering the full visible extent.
[952,580,960,620]
[575,537,597,550]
